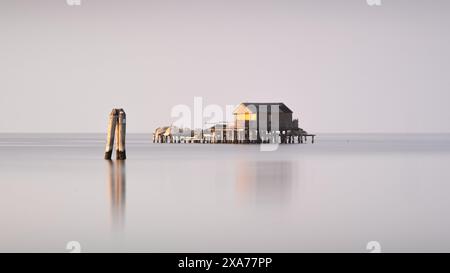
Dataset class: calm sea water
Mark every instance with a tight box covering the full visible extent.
[1,133,450,252]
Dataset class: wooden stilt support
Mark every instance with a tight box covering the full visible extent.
[116,109,126,160]
[105,108,126,160]
[105,109,118,160]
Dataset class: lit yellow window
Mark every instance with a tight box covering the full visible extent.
[236,113,256,121]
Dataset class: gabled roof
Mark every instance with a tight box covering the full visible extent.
[233,102,293,114]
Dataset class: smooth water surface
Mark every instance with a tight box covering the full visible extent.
[1,133,450,252]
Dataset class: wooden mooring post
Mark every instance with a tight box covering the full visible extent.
[104,108,126,160]
[104,109,118,160]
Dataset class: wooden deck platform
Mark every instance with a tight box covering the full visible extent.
[153,133,316,144]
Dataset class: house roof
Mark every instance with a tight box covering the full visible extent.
[233,102,293,114]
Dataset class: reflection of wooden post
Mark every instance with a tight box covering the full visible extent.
[108,160,126,231]
[104,109,118,160]
[116,109,126,160]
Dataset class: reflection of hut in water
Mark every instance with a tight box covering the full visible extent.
[236,161,294,206]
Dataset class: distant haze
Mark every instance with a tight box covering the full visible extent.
[1,0,449,133]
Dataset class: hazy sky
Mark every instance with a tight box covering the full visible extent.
[1,0,449,133]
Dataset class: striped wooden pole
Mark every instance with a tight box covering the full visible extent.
[104,109,118,160]
[116,109,126,160]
